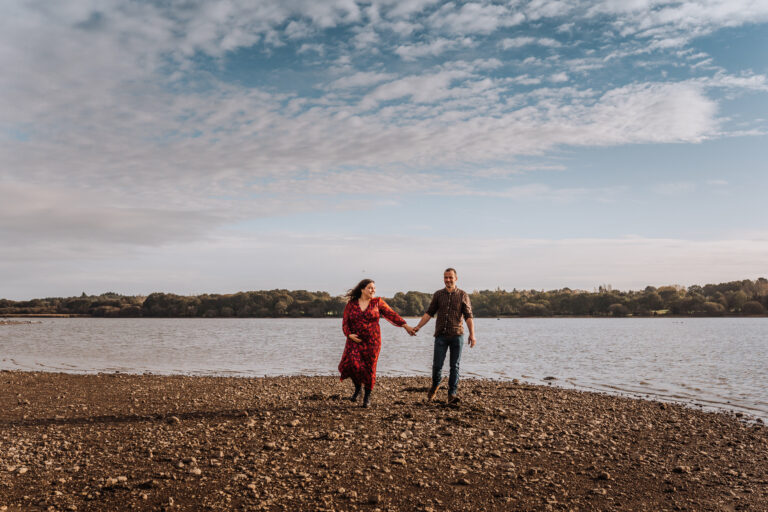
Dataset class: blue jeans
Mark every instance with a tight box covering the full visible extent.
[432,335,463,396]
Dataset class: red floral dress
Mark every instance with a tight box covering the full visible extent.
[338,297,406,390]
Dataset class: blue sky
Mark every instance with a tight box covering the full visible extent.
[1,0,767,299]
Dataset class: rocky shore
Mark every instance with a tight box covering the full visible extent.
[1,372,766,511]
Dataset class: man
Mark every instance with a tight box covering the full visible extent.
[413,268,476,403]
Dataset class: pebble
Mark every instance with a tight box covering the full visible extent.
[2,373,766,511]
[167,416,181,425]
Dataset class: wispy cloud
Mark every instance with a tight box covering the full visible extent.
[500,36,563,49]
[394,37,473,60]
[1,0,766,297]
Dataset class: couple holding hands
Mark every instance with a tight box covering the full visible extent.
[338,268,476,408]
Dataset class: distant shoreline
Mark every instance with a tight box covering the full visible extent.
[3,313,766,319]
[3,278,767,318]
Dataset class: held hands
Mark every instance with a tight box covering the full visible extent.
[404,325,417,336]
[349,334,363,343]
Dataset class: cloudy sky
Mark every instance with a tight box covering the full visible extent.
[2,0,767,299]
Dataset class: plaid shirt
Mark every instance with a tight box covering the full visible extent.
[426,288,473,337]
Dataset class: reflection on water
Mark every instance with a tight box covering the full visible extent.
[1,317,766,419]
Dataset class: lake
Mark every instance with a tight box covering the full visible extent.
[1,317,766,420]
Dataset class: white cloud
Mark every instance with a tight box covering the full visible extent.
[500,36,562,49]
[359,69,474,107]
[394,37,475,60]
[428,2,525,34]
[507,74,543,85]
[377,0,441,19]
[329,71,399,89]
[2,0,767,298]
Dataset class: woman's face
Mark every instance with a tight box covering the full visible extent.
[362,282,376,300]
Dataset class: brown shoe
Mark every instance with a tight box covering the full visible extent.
[427,382,442,401]
[447,394,460,404]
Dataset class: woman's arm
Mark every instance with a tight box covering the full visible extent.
[343,302,363,342]
[342,302,352,337]
[379,299,416,336]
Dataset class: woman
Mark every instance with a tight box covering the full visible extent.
[338,279,415,407]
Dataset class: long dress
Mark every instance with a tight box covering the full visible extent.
[338,297,406,390]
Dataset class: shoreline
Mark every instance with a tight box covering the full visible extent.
[1,371,766,511]
[2,365,765,423]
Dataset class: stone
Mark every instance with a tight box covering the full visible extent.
[167,416,181,425]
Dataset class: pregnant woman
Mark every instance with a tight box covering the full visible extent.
[338,279,416,407]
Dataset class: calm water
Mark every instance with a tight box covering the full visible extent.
[1,317,766,419]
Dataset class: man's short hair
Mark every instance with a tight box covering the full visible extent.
[444,267,457,277]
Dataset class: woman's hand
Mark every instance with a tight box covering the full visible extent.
[348,334,362,343]
[404,325,416,336]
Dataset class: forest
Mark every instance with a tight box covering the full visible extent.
[2,278,767,318]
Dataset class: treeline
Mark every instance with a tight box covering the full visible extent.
[1,278,767,318]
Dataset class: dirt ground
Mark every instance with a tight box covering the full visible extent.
[1,371,766,511]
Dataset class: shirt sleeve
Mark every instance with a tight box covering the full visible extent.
[426,292,439,317]
[342,301,353,336]
[461,292,473,319]
[378,298,406,327]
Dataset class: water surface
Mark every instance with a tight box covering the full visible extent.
[1,317,765,419]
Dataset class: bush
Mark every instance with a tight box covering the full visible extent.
[608,303,630,316]
[520,302,551,316]
[741,301,766,315]
[701,302,726,316]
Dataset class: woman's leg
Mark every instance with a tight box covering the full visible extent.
[350,381,362,402]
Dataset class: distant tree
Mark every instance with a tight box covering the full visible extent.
[741,301,766,315]
[520,302,551,317]
[608,303,630,316]
[701,302,726,316]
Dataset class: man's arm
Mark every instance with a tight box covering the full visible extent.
[413,313,432,333]
[414,292,439,334]
[462,292,476,347]
[466,317,476,347]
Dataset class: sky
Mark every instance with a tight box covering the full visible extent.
[1,0,767,300]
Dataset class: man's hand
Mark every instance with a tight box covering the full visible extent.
[468,334,476,348]
[404,325,417,336]
[349,334,362,343]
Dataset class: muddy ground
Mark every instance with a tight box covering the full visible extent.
[1,371,766,511]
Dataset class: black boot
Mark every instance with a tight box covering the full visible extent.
[361,388,372,408]
[350,383,362,402]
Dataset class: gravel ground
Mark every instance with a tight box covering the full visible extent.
[1,371,766,511]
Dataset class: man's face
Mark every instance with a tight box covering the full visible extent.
[443,270,457,290]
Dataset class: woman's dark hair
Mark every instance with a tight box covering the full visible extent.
[347,279,374,301]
